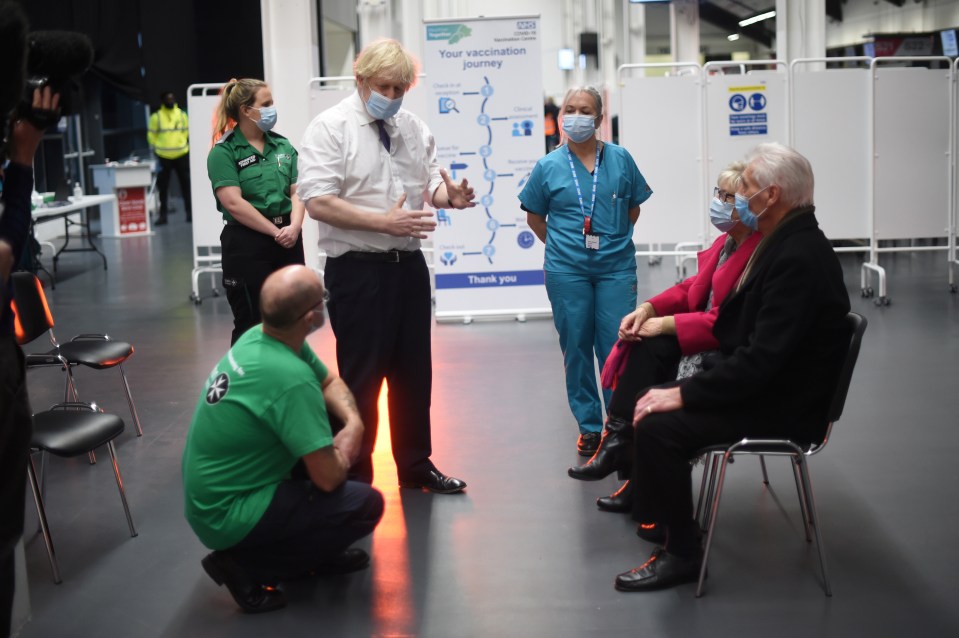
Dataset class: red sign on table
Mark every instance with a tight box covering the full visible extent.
[117,186,148,234]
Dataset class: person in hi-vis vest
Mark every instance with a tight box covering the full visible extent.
[148,91,192,225]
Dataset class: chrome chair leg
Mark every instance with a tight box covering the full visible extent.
[694,454,711,527]
[118,364,143,437]
[791,457,812,542]
[700,453,721,531]
[796,457,832,596]
[107,441,137,537]
[697,451,732,597]
[759,455,769,485]
[61,365,79,403]
[33,451,48,537]
[27,454,62,584]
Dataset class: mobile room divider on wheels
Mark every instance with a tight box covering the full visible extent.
[791,56,954,306]
[951,56,959,293]
[617,56,957,305]
[864,56,952,306]
[187,83,226,304]
[617,62,706,281]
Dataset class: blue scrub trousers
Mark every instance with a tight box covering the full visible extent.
[545,269,637,434]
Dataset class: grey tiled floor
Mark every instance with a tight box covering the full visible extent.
[13,218,959,637]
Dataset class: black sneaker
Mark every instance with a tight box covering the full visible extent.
[577,432,601,456]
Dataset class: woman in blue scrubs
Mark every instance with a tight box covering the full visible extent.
[519,86,652,456]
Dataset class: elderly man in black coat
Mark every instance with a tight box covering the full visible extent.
[615,142,851,592]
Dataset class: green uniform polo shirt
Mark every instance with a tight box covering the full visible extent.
[207,128,298,222]
[181,328,332,550]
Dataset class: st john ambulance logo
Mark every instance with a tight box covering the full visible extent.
[206,372,229,404]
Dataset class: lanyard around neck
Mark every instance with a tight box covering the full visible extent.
[566,143,601,222]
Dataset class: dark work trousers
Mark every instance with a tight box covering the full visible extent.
[606,335,682,421]
[324,250,435,484]
[631,404,782,554]
[156,154,192,219]
[220,221,305,345]
[224,479,384,584]
[0,337,31,638]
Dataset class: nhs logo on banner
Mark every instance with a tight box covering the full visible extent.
[426,24,472,44]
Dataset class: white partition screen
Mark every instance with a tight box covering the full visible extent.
[187,83,227,300]
[874,65,952,240]
[791,63,871,240]
[705,63,789,230]
[619,67,705,247]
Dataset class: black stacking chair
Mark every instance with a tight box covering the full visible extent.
[10,271,144,437]
[27,402,138,583]
[692,312,867,598]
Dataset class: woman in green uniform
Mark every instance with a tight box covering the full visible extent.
[208,78,306,344]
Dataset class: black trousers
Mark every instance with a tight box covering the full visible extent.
[156,154,192,218]
[606,335,682,421]
[631,403,793,553]
[220,222,304,345]
[324,250,435,483]
[224,478,383,584]
[0,337,31,638]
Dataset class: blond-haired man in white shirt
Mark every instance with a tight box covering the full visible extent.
[298,38,475,494]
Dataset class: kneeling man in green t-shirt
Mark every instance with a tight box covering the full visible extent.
[182,265,383,613]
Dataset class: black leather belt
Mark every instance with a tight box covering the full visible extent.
[338,249,419,263]
[225,215,291,227]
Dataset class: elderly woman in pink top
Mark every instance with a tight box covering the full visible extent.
[567,161,761,526]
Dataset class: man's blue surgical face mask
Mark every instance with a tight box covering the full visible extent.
[734,185,769,231]
[710,197,737,233]
[365,85,403,120]
[253,105,277,132]
[562,114,597,143]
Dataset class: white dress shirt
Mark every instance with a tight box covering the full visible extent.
[298,91,444,257]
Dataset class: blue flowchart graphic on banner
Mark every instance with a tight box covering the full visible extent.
[424,16,549,317]
[728,85,768,136]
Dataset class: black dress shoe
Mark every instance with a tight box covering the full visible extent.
[313,548,370,576]
[399,469,466,494]
[577,432,601,457]
[154,217,168,226]
[201,552,287,613]
[596,480,632,513]
[614,548,703,592]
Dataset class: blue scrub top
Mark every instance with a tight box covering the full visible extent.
[519,142,652,275]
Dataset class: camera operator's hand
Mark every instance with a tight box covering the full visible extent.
[9,86,60,167]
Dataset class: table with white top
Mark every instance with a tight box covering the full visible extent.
[31,194,116,280]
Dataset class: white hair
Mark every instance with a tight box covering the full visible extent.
[746,142,815,208]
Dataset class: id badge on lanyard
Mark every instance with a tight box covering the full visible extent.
[567,144,601,251]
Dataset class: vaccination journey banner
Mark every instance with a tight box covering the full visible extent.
[423,15,549,320]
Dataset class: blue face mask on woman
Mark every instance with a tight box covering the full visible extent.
[253,105,277,132]
[734,186,769,231]
[365,87,403,120]
[709,198,737,232]
[562,114,597,143]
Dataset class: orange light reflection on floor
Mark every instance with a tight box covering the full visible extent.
[370,381,415,636]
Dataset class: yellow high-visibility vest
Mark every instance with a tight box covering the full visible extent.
[148,106,190,159]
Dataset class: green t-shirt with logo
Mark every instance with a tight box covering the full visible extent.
[182,328,332,550]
